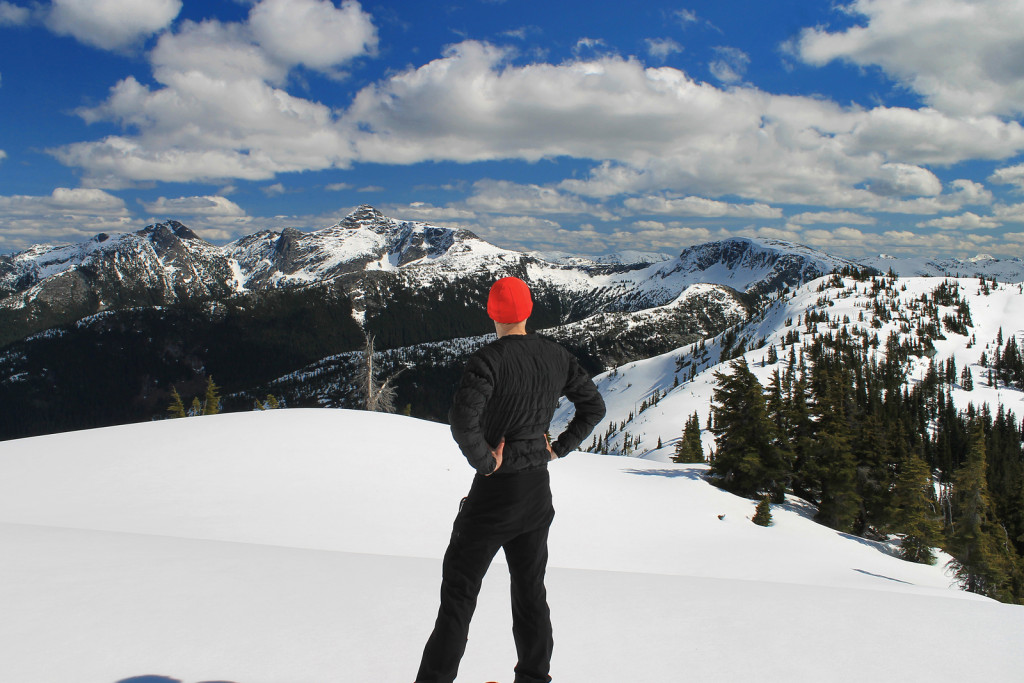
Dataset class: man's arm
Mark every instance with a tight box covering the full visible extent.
[449,352,500,474]
[550,358,606,458]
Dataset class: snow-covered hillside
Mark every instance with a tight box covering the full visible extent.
[559,274,1024,459]
[1,409,1022,682]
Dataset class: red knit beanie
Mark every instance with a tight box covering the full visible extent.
[487,276,533,323]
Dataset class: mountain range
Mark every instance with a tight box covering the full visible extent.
[2,205,1024,441]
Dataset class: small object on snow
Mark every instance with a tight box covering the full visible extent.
[717,514,726,520]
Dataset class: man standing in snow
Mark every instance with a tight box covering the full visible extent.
[415,276,606,683]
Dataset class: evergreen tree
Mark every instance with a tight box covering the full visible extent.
[947,423,1014,599]
[708,358,787,499]
[189,397,202,417]
[752,497,773,526]
[807,356,860,532]
[202,376,221,416]
[888,449,943,564]
[672,412,704,463]
[167,387,186,419]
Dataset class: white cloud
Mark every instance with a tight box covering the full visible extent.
[645,38,683,62]
[788,210,876,225]
[248,0,377,73]
[572,37,608,56]
[325,182,352,191]
[623,195,781,218]
[381,202,477,222]
[673,9,698,25]
[796,0,1024,117]
[993,203,1024,223]
[0,187,136,248]
[990,163,1024,192]
[801,226,869,245]
[709,46,749,84]
[49,2,377,186]
[0,150,6,163]
[358,185,384,192]
[465,179,616,220]
[0,1,30,25]
[916,212,1001,230]
[949,179,993,206]
[261,183,286,196]
[868,163,942,197]
[46,0,181,51]
[344,41,1024,211]
[141,195,247,217]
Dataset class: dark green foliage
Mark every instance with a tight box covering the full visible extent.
[709,358,789,500]
[672,412,704,463]
[167,387,186,419]
[947,423,1017,600]
[888,450,942,564]
[752,497,773,526]
[202,376,222,416]
[0,284,364,440]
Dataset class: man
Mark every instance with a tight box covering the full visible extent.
[415,276,606,683]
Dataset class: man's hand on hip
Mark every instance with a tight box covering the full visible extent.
[486,439,505,475]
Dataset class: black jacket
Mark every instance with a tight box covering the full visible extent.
[449,333,606,475]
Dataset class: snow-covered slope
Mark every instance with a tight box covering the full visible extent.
[555,273,1024,460]
[1,409,1022,682]
[859,252,1024,281]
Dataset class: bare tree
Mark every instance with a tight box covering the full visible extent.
[360,333,401,413]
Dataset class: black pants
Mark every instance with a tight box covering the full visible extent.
[416,468,555,683]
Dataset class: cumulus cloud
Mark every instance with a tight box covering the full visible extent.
[46,0,181,51]
[645,38,683,62]
[916,212,1001,230]
[709,46,749,84]
[248,0,377,73]
[344,41,1024,212]
[990,163,1024,192]
[788,210,876,225]
[796,0,1024,117]
[623,194,781,218]
[325,182,352,191]
[381,202,477,222]
[50,1,376,186]
[0,1,30,25]
[993,203,1024,223]
[0,187,136,248]
[141,195,247,217]
[465,179,616,220]
[261,183,286,196]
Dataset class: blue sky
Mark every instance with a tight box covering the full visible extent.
[2,0,1024,259]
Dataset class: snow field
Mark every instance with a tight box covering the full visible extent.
[2,409,1022,682]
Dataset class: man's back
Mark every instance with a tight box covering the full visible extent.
[449,333,605,474]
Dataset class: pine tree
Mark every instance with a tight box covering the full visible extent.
[807,359,860,532]
[189,397,202,417]
[752,497,773,526]
[672,412,704,463]
[708,358,786,498]
[888,449,943,564]
[202,376,221,416]
[167,387,186,419]
[947,423,1014,599]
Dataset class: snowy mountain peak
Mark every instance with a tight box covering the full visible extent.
[330,204,392,232]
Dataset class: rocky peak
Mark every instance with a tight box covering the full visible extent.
[137,221,203,244]
[334,205,390,232]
